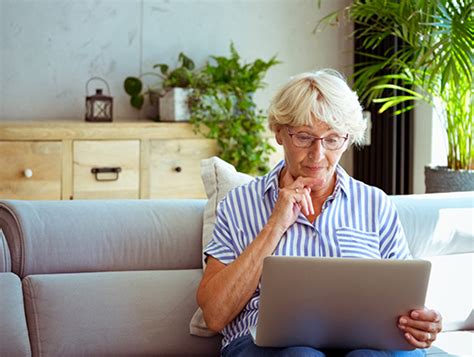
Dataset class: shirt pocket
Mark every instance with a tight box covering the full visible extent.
[336,227,381,259]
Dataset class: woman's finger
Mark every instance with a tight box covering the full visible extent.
[295,189,310,216]
[411,309,442,323]
[296,176,326,189]
[402,332,430,349]
[303,187,314,215]
[399,324,433,344]
[399,316,442,333]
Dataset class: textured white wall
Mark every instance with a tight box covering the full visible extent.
[413,101,448,193]
[0,0,353,121]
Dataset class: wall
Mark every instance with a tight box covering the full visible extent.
[0,0,353,120]
[0,0,354,170]
[413,101,448,194]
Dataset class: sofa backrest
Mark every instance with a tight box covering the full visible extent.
[1,192,472,277]
[391,191,474,258]
[0,199,206,277]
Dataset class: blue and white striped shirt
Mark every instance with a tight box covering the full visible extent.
[204,160,411,349]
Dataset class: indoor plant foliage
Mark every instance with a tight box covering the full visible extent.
[123,45,280,175]
[319,0,473,171]
[123,52,198,119]
[188,44,280,175]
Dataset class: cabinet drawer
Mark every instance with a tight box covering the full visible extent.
[0,141,62,199]
[73,140,140,199]
[150,139,218,198]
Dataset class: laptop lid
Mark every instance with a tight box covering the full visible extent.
[252,256,431,350]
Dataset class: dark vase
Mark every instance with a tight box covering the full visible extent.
[424,166,474,193]
[145,90,161,122]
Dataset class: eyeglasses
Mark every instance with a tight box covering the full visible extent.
[286,127,349,150]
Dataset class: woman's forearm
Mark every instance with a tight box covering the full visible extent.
[198,222,285,332]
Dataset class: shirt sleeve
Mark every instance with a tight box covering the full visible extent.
[203,198,238,265]
[378,195,412,260]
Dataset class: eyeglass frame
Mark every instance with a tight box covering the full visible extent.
[286,127,349,151]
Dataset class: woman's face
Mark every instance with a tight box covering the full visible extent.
[275,120,349,188]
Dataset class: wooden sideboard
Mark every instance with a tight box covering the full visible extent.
[0,120,282,200]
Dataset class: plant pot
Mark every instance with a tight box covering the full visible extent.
[159,88,191,122]
[424,166,474,193]
[144,90,161,121]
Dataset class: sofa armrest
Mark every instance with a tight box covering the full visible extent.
[0,229,11,272]
[0,272,31,356]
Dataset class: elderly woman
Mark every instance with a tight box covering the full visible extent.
[196,69,442,356]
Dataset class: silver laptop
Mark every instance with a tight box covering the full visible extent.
[250,256,431,350]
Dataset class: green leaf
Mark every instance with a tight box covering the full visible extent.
[153,64,169,75]
[179,52,195,70]
[373,95,421,113]
[372,84,424,98]
[130,94,144,109]
[124,77,143,96]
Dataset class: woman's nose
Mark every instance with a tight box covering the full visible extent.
[308,139,325,160]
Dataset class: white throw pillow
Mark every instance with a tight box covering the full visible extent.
[391,192,474,258]
[200,157,254,266]
[189,157,253,337]
[424,253,474,331]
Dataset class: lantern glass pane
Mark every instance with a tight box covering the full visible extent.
[93,101,108,118]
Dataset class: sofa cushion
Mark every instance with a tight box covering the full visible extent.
[200,156,253,265]
[0,199,206,277]
[391,192,474,258]
[22,270,221,356]
[0,272,31,357]
[0,229,11,272]
[190,157,253,337]
[424,253,474,332]
[427,331,473,356]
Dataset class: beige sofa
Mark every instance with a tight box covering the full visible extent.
[0,192,472,356]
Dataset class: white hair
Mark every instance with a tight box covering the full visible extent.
[268,69,366,145]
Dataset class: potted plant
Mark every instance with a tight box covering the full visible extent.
[318,0,473,192]
[188,43,281,175]
[123,44,280,174]
[124,52,197,121]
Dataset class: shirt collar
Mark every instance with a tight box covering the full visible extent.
[263,160,285,196]
[335,164,351,199]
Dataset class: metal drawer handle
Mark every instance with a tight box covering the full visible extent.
[91,167,122,181]
[175,166,182,173]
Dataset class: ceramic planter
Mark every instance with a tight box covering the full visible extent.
[159,88,191,122]
[425,166,474,193]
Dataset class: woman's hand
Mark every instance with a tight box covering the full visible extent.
[398,308,442,348]
[268,169,324,233]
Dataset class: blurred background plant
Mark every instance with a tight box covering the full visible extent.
[188,43,281,175]
[123,44,280,175]
[317,0,473,170]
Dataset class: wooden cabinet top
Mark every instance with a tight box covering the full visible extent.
[0,120,203,140]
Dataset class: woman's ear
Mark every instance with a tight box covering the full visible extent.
[341,135,351,152]
[274,125,284,145]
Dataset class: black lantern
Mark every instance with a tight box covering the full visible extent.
[85,77,113,122]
